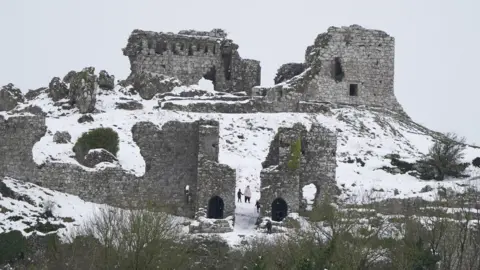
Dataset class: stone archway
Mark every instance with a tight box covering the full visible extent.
[207,196,224,219]
[271,198,288,221]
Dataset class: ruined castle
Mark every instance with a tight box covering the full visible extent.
[0,25,403,232]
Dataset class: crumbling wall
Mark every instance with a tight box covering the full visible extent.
[260,123,337,216]
[300,124,337,204]
[0,115,139,208]
[252,25,404,113]
[0,116,235,218]
[132,121,200,216]
[196,122,236,218]
[123,29,261,93]
[304,25,402,111]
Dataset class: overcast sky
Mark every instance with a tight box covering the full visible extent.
[1,0,479,144]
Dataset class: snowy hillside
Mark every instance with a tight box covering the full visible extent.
[2,81,480,246]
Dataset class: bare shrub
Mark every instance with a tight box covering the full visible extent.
[419,132,468,180]
[62,207,189,269]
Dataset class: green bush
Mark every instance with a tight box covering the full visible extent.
[73,127,119,160]
[287,138,302,170]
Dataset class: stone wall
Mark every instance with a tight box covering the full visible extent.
[195,122,236,218]
[0,116,235,218]
[260,123,337,218]
[252,25,404,113]
[123,29,261,93]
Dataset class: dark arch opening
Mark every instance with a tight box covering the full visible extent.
[203,66,217,88]
[271,198,288,221]
[207,196,224,219]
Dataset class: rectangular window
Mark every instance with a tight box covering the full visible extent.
[349,84,358,96]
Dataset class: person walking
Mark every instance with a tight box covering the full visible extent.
[244,185,251,203]
[255,200,261,213]
[266,219,272,234]
[237,189,243,203]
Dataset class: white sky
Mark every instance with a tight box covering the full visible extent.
[1,0,479,144]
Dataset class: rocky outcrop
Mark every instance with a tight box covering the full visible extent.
[48,77,69,102]
[83,149,118,168]
[15,105,46,116]
[63,70,76,84]
[132,72,181,100]
[53,131,71,144]
[273,63,306,85]
[78,114,94,123]
[25,87,47,100]
[0,84,24,111]
[97,70,115,90]
[116,101,143,110]
[69,67,97,113]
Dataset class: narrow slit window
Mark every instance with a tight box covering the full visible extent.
[349,84,358,96]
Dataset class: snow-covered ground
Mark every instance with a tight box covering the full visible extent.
[2,82,480,246]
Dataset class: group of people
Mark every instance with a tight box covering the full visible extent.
[237,185,272,233]
[237,186,261,213]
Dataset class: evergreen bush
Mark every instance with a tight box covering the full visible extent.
[73,127,119,160]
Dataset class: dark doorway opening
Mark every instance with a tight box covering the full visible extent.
[271,198,288,221]
[349,84,358,96]
[207,196,224,219]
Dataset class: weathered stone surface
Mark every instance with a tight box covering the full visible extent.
[260,123,337,218]
[161,99,270,113]
[123,29,261,92]
[131,120,235,217]
[115,100,143,110]
[252,25,404,114]
[0,83,24,111]
[97,70,115,90]
[83,149,118,168]
[48,77,69,101]
[15,105,46,116]
[77,114,94,123]
[53,131,71,144]
[0,116,235,219]
[132,72,181,100]
[25,87,47,100]
[69,67,97,113]
[63,70,76,84]
[274,63,306,85]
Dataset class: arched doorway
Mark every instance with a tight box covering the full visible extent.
[271,198,288,221]
[207,196,224,219]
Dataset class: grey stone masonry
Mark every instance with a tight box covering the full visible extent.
[260,123,337,218]
[252,25,404,114]
[0,116,235,219]
[123,29,261,93]
[196,122,236,219]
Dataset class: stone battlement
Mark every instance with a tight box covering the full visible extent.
[123,29,261,93]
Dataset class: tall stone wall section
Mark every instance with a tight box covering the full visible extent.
[251,25,404,113]
[260,123,337,218]
[123,29,261,93]
[0,116,235,218]
[195,121,236,218]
